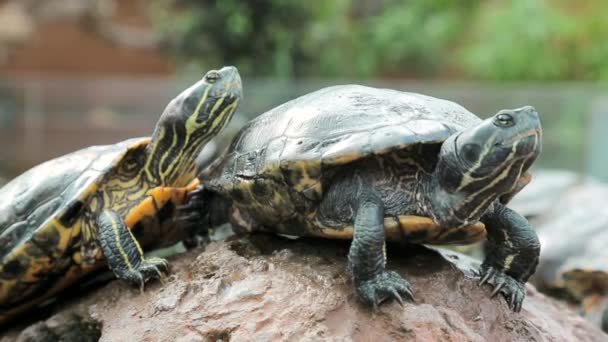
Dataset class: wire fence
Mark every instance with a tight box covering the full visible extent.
[0,77,605,181]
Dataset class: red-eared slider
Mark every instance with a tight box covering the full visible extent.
[0,66,242,324]
[187,85,542,312]
[532,183,608,332]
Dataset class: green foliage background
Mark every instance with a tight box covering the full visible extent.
[152,0,608,80]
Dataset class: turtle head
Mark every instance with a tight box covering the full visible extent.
[163,66,242,134]
[149,66,242,185]
[429,106,541,227]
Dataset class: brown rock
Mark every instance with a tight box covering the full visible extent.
[12,312,101,342]
[3,235,607,341]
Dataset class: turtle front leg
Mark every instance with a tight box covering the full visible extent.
[348,195,414,309]
[97,209,169,290]
[479,203,540,312]
[174,184,210,247]
[175,184,234,247]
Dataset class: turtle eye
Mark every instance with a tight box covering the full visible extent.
[494,113,514,127]
[205,70,221,83]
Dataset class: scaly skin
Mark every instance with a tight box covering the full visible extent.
[187,94,542,312]
[0,67,242,325]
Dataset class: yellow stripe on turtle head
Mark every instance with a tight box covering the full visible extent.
[185,85,212,135]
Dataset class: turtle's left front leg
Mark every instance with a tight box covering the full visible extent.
[97,209,169,290]
[479,203,540,312]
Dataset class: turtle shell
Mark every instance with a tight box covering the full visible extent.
[560,228,608,332]
[0,137,148,308]
[560,227,608,297]
[527,182,608,332]
[204,85,481,195]
[532,183,608,295]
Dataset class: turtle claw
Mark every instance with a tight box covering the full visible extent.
[478,266,526,312]
[174,209,210,248]
[122,257,170,291]
[175,185,210,245]
[173,212,202,226]
[479,269,493,286]
[491,282,505,297]
[357,270,414,309]
[189,184,206,197]
[390,288,404,306]
[134,273,144,293]
[179,185,205,211]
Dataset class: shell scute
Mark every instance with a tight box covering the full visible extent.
[205,85,481,191]
[235,150,261,179]
[280,137,323,166]
[0,138,149,316]
[202,85,485,234]
[257,137,286,176]
[320,132,372,166]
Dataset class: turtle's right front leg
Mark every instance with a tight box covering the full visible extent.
[348,194,414,309]
[97,209,168,290]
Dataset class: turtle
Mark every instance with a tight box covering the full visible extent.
[531,182,608,333]
[0,66,242,325]
[185,85,542,312]
[561,234,608,334]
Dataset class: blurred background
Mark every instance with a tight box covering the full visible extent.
[0,0,607,331]
[0,0,607,182]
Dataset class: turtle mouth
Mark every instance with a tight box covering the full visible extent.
[499,127,540,147]
[211,66,243,100]
[228,72,243,98]
[224,66,243,99]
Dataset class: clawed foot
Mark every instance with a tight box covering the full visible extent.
[176,185,210,246]
[179,185,205,212]
[176,185,205,225]
[356,270,414,310]
[183,234,211,249]
[478,266,525,312]
[122,257,170,292]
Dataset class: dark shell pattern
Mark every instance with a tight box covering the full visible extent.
[202,85,486,242]
[206,85,481,192]
[0,138,145,307]
[212,85,481,186]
